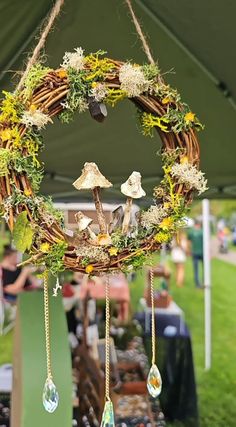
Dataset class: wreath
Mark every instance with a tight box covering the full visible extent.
[0,48,207,276]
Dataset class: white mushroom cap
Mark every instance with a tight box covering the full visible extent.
[75,211,93,231]
[73,162,112,190]
[121,171,146,199]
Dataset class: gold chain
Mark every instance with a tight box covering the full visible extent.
[150,265,156,365]
[105,275,111,401]
[43,270,52,380]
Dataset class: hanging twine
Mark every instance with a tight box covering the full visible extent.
[125,0,155,65]
[16,0,65,92]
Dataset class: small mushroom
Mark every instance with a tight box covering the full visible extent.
[75,211,97,240]
[73,162,112,234]
[121,171,146,234]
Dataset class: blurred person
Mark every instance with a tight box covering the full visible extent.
[218,226,229,253]
[171,231,188,287]
[0,245,37,303]
[187,221,203,288]
[63,272,85,335]
[232,226,236,246]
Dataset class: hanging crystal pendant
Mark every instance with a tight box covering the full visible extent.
[100,400,115,427]
[42,378,59,413]
[147,364,162,398]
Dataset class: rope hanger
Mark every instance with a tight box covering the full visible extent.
[16,0,155,92]
[16,0,65,92]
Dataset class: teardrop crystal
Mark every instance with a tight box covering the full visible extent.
[147,364,162,398]
[100,400,115,427]
[42,378,59,413]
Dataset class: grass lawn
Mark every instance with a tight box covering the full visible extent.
[1,258,236,427]
[130,257,236,427]
[0,330,13,365]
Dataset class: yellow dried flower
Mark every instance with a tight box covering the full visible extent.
[91,81,98,88]
[97,234,112,246]
[163,165,172,174]
[141,112,169,136]
[0,129,11,141]
[109,247,118,256]
[24,189,32,197]
[105,88,127,107]
[154,231,170,243]
[0,127,21,146]
[180,156,189,164]
[85,264,94,274]
[40,242,50,253]
[57,70,67,79]
[184,112,195,123]
[163,202,171,209]
[159,217,174,231]
[29,104,37,112]
[0,91,20,124]
[162,97,171,105]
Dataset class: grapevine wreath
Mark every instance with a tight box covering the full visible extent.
[0,48,207,276]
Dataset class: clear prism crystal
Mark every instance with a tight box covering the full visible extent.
[147,364,162,398]
[100,400,115,427]
[42,378,59,413]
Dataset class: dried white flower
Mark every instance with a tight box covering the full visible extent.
[60,97,88,113]
[61,47,85,71]
[90,83,108,102]
[76,98,89,113]
[76,244,109,264]
[2,196,14,222]
[119,63,150,97]
[171,162,208,195]
[140,205,167,229]
[60,100,70,110]
[52,277,62,297]
[21,109,52,129]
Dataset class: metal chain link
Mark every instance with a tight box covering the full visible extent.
[150,265,156,365]
[105,275,111,401]
[43,270,52,380]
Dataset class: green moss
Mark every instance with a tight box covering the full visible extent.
[58,109,74,124]
[22,63,51,100]
[42,196,65,226]
[13,154,43,192]
[0,148,14,176]
[142,63,160,80]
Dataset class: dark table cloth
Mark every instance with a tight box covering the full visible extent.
[135,312,199,427]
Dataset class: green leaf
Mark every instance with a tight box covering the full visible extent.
[13,211,34,253]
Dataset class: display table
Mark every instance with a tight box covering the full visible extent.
[136,309,199,427]
[144,301,185,335]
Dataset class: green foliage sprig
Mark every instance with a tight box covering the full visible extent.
[41,241,67,275]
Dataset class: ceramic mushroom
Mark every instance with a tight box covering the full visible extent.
[121,171,146,234]
[75,211,97,241]
[73,162,112,234]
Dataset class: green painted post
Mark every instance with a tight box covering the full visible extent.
[12,291,72,427]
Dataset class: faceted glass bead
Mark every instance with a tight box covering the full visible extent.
[147,364,162,398]
[100,400,115,427]
[42,378,59,413]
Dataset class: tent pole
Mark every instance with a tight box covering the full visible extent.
[202,199,211,370]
